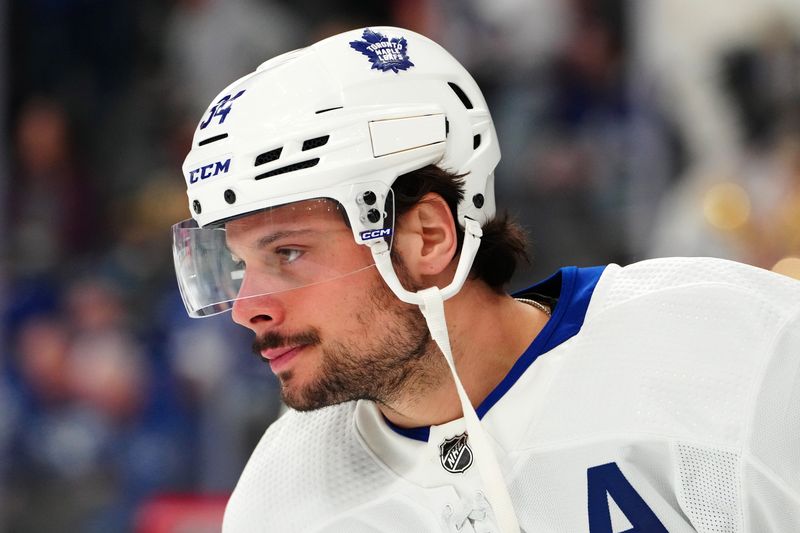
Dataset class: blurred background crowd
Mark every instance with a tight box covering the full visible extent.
[1,0,800,531]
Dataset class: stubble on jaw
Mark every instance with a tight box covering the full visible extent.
[251,275,448,412]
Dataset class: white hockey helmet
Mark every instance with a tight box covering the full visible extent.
[172,26,500,317]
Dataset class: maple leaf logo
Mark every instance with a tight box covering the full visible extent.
[349,29,415,73]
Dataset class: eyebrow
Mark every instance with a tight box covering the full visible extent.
[255,229,314,248]
[226,228,316,258]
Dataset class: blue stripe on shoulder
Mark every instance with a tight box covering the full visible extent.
[475,265,605,418]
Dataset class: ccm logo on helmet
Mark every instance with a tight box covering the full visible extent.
[360,228,392,240]
[188,159,231,184]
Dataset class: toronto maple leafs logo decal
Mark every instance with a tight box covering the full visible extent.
[349,29,415,73]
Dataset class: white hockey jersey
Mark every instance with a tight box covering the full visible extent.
[223,257,800,532]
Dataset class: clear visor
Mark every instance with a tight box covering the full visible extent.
[172,196,394,317]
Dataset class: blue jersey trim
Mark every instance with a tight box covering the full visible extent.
[384,417,431,441]
[478,265,605,418]
[383,265,606,442]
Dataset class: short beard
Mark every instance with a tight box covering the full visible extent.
[251,261,446,411]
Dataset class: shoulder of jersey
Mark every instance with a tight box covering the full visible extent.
[515,256,800,454]
[595,256,800,316]
[222,402,397,532]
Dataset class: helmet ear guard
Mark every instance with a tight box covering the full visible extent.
[345,181,395,247]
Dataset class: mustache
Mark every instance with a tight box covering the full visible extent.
[252,328,322,356]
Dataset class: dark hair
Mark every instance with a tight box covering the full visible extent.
[391,165,529,291]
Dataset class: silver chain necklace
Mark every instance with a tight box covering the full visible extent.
[515,297,552,317]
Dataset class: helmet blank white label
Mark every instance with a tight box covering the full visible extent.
[369,114,446,157]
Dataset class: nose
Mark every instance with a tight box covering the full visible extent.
[231,292,286,330]
[230,274,286,330]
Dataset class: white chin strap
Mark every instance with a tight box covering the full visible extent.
[371,218,521,533]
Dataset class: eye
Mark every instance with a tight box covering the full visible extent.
[277,248,303,263]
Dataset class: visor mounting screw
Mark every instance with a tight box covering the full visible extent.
[362,191,377,205]
[472,194,485,208]
[193,200,202,214]
[224,189,236,204]
[366,208,381,223]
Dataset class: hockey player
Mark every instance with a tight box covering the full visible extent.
[171,27,800,532]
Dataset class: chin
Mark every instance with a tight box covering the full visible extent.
[279,381,322,412]
[280,381,356,412]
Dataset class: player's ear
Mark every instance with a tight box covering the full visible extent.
[394,193,458,280]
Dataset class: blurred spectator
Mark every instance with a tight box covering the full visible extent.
[722,18,800,148]
[7,99,101,277]
[499,0,661,281]
[524,0,633,267]
[6,314,102,533]
[5,279,194,533]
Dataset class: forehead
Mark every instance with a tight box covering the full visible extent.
[226,198,348,232]
[225,199,350,241]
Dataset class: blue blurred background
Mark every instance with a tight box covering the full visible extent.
[2,0,800,531]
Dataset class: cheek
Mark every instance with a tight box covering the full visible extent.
[283,268,375,325]
[326,273,389,335]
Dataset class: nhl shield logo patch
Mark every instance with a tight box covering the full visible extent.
[349,28,415,73]
[439,433,473,473]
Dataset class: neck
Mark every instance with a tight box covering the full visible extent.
[378,281,549,429]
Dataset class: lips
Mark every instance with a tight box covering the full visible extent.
[260,346,300,360]
[261,345,305,373]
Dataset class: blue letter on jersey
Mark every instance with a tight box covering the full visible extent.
[587,462,667,533]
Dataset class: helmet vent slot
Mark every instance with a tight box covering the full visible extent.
[447,82,473,110]
[302,135,330,151]
[254,147,283,166]
[473,134,481,149]
[198,133,228,146]
[315,106,343,114]
[255,158,319,180]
